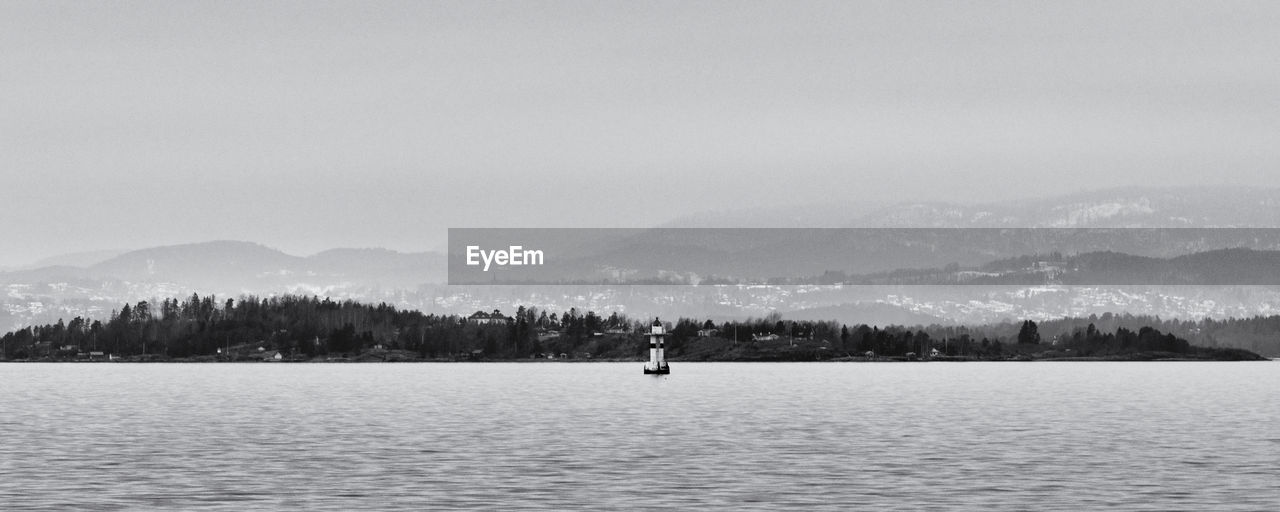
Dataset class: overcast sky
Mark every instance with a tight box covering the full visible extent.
[2,1,1278,265]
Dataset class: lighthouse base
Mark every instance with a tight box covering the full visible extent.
[643,364,670,375]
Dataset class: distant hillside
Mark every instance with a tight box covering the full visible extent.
[661,186,1280,229]
[89,241,306,289]
[585,186,1280,281]
[20,249,125,270]
[954,248,1280,286]
[455,227,1280,284]
[0,241,447,294]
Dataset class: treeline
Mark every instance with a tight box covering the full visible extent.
[913,312,1280,357]
[666,315,1254,360]
[0,295,640,360]
[662,315,976,359]
[0,295,1267,361]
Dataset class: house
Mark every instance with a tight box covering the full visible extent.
[930,348,942,358]
[467,310,513,325]
[752,333,780,342]
[261,351,283,361]
[697,328,719,338]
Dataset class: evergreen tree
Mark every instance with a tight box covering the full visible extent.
[1017,320,1041,344]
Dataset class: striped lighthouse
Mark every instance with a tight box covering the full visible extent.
[644,318,670,374]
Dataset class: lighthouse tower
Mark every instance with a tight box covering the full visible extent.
[644,318,670,374]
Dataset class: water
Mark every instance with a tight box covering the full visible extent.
[1,362,1277,510]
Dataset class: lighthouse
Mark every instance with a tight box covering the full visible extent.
[644,318,670,374]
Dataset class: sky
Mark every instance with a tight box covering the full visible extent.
[2,1,1279,265]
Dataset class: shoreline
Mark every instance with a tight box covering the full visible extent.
[3,354,1270,364]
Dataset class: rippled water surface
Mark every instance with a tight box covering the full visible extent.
[1,362,1277,510]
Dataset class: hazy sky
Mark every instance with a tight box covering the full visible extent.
[2,1,1278,265]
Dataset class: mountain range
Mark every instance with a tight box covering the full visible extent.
[5,186,1280,332]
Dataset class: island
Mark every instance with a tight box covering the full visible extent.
[0,294,1270,362]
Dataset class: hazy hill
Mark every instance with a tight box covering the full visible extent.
[1,241,447,294]
[467,227,1280,284]
[89,241,305,288]
[20,249,125,270]
[955,248,1280,286]
[661,186,1280,229]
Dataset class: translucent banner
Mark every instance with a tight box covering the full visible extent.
[447,228,1280,285]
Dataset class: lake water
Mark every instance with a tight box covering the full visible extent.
[1,362,1277,510]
